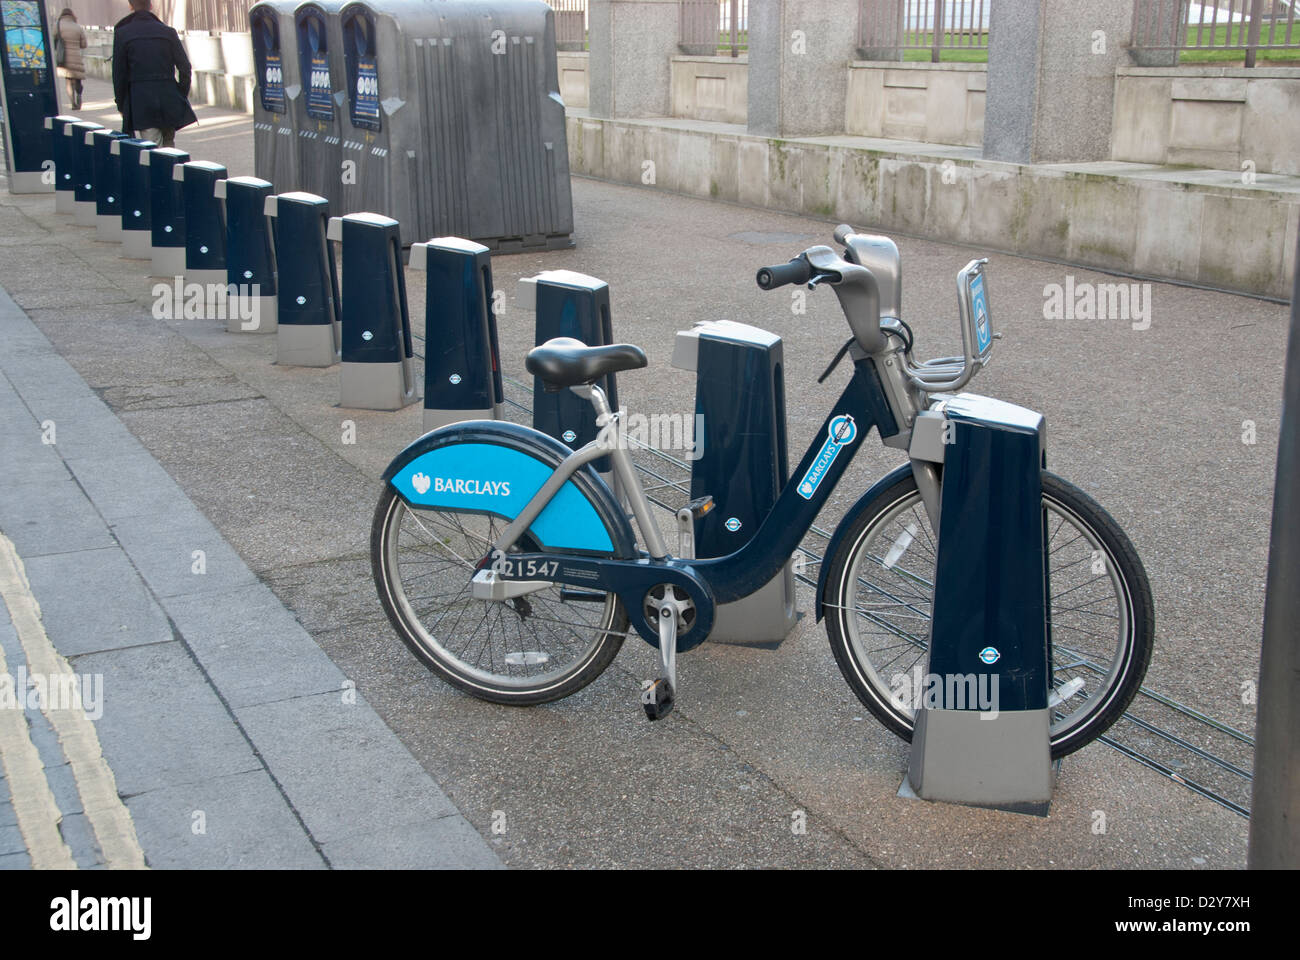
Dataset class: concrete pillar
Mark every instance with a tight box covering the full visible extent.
[982,0,1132,164]
[747,0,860,138]
[855,0,904,62]
[1128,0,1184,68]
[587,0,680,119]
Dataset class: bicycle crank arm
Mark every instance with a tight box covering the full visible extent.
[641,605,678,721]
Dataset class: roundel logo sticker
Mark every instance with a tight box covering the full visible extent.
[562,430,577,443]
[449,373,462,385]
[978,647,1000,665]
[828,414,858,444]
[724,517,742,532]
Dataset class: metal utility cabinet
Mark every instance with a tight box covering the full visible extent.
[335,0,574,250]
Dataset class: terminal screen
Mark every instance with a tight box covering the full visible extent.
[969,271,991,357]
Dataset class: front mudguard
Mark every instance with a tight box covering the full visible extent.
[814,463,915,622]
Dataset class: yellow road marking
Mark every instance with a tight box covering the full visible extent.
[0,532,145,869]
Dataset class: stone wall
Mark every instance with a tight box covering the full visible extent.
[557,52,590,109]
[1113,66,1300,177]
[568,113,1298,300]
[671,56,749,125]
[846,62,985,147]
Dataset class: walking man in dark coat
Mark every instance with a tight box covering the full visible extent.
[111,0,198,147]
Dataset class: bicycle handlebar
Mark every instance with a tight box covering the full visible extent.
[755,257,813,290]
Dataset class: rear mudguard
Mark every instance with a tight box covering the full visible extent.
[382,421,716,648]
[381,420,637,558]
[814,463,914,622]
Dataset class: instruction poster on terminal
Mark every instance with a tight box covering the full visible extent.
[307,52,332,120]
[352,59,379,129]
[262,51,284,113]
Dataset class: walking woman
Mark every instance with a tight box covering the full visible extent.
[55,8,88,110]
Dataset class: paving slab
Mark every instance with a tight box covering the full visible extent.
[59,450,193,523]
[106,510,260,600]
[70,641,263,798]
[123,769,325,870]
[21,547,174,656]
[161,583,348,709]
[232,689,461,846]
[0,476,116,559]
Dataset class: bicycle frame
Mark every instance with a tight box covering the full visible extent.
[483,356,900,646]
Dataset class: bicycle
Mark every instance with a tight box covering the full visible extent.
[371,225,1154,758]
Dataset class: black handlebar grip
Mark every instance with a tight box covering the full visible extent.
[756,258,812,290]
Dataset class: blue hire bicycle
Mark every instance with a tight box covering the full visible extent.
[371,225,1154,758]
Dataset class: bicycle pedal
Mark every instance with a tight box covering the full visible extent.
[641,678,675,721]
[684,495,714,519]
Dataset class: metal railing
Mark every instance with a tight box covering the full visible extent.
[856,0,990,61]
[545,0,587,51]
[1131,1,1300,66]
[154,0,252,33]
[679,0,748,57]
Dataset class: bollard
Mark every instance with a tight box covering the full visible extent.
[117,138,158,259]
[91,130,130,241]
[519,270,620,477]
[671,321,798,646]
[413,237,503,432]
[216,176,278,334]
[147,147,190,278]
[266,191,340,366]
[328,213,419,410]
[45,115,81,213]
[904,397,1053,814]
[177,161,229,288]
[70,120,104,226]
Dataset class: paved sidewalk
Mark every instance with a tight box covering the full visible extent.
[0,285,501,869]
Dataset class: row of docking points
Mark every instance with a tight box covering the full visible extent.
[43,112,798,647]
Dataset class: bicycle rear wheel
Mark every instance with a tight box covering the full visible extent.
[371,486,628,705]
[823,467,1154,758]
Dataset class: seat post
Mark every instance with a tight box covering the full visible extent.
[572,383,670,560]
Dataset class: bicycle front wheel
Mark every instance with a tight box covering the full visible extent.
[371,487,628,705]
[823,467,1154,758]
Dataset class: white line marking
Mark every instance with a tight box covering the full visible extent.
[0,532,146,869]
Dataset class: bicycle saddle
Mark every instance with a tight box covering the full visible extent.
[526,337,647,388]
